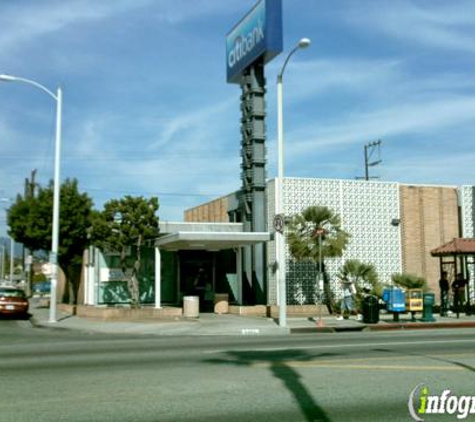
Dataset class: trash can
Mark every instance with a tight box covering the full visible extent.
[214,293,229,314]
[183,296,199,318]
[422,293,436,322]
[362,295,379,324]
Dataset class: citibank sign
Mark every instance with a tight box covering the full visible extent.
[226,0,282,84]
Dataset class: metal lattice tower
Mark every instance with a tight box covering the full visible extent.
[239,59,267,303]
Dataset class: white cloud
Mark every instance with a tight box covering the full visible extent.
[268,58,404,101]
[0,0,250,56]
[0,118,18,150]
[0,1,151,54]
[344,1,475,54]
[384,150,475,185]
[289,95,475,157]
[148,97,236,150]
[150,0,250,25]
[60,96,241,220]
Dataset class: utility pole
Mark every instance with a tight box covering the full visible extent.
[357,140,382,180]
[23,169,36,296]
[24,169,37,198]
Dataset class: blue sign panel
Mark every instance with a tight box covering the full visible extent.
[226,0,283,84]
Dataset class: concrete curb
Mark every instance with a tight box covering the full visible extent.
[290,326,366,334]
[29,316,88,334]
[28,314,290,336]
[289,320,475,334]
[366,321,475,331]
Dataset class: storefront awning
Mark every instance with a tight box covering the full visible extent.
[155,231,270,251]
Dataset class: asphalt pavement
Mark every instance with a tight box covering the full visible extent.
[2,319,475,422]
[27,299,475,336]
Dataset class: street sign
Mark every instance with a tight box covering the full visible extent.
[226,0,283,84]
[273,214,285,233]
[41,263,53,276]
[314,227,327,237]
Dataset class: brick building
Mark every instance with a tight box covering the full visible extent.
[185,178,473,306]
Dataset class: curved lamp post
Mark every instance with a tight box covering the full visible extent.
[0,74,62,323]
[276,38,311,328]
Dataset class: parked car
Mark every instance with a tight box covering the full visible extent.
[0,287,29,318]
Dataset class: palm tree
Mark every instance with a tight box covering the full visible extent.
[338,259,380,313]
[338,259,380,294]
[287,205,350,313]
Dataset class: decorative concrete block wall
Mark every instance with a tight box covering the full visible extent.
[460,186,475,305]
[267,177,402,306]
[461,186,475,238]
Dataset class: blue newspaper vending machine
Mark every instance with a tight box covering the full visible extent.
[382,287,406,321]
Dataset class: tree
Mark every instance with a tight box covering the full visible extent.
[8,178,93,303]
[287,205,350,313]
[338,259,380,294]
[338,259,381,311]
[91,196,159,308]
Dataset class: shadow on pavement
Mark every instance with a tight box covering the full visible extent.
[206,349,337,422]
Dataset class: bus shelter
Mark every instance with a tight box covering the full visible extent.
[430,238,474,313]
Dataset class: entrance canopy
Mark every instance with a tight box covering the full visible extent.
[155,231,270,251]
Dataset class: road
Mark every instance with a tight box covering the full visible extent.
[0,318,474,422]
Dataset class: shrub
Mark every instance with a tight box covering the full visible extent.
[391,272,428,291]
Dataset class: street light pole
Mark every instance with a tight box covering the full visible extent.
[50,87,62,323]
[0,74,62,323]
[0,244,5,281]
[9,236,14,284]
[276,38,311,328]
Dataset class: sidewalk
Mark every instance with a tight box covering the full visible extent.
[288,312,475,334]
[28,301,475,336]
[29,302,289,336]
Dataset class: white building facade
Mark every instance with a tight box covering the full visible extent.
[267,178,402,306]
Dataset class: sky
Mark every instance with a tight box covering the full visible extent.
[1,0,475,236]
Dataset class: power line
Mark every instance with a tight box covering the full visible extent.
[0,150,238,161]
[83,187,225,198]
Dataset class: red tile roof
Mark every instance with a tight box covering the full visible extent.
[431,238,475,256]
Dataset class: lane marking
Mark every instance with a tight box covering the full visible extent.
[249,352,475,369]
[284,352,475,364]
[251,362,463,371]
[239,351,475,371]
[202,338,475,355]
